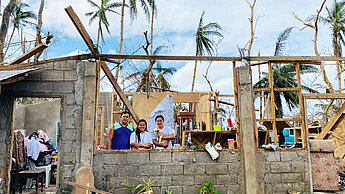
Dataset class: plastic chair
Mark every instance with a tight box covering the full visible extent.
[28,160,51,188]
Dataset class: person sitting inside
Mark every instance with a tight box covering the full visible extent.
[152,115,175,149]
[130,119,153,149]
[107,111,133,150]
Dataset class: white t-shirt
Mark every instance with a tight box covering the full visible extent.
[153,126,175,149]
[130,131,153,149]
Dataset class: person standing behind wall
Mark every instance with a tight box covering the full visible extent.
[107,111,133,150]
[153,115,175,149]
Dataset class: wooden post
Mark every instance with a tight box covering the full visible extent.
[236,65,260,193]
[296,63,307,148]
[93,59,101,155]
[268,62,277,144]
[233,61,240,149]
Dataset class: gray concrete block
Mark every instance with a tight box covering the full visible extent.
[265,183,273,194]
[60,129,76,141]
[139,164,161,176]
[262,151,280,162]
[195,151,215,163]
[206,164,227,174]
[161,164,183,175]
[150,176,172,186]
[65,116,75,128]
[194,175,216,185]
[53,82,74,93]
[216,174,238,185]
[271,183,291,193]
[172,175,194,186]
[54,61,76,70]
[212,185,227,194]
[291,162,306,173]
[109,176,128,188]
[172,151,196,163]
[183,186,199,194]
[227,162,240,174]
[32,82,53,93]
[184,163,205,175]
[112,188,132,194]
[228,184,240,194]
[103,153,127,165]
[264,173,281,183]
[150,152,171,163]
[64,94,75,105]
[26,70,42,80]
[62,152,76,165]
[167,186,183,194]
[60,140,74,153]
[64,71,77,81]
[296,150,308,161]
[282,173,302,182]
[127,152,149,164]
[125,176,150,187]
[280,151,298,161]
[60,165,75,178]
[218,151,238,163]
[84,62,96,76]
[293,182,305,192]
[270,162,291,173]
[114,165,139,176]
[41,70,64,81]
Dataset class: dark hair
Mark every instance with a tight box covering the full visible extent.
[136,119,147,143]
[155,115,164,122]
[121,111,130,117]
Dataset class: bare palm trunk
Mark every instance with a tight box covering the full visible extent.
[96,19,101,48]
[150,0,154,55]
[35,0,44,46]
[0,0,16,63]
[115,0,126,81]
[191,47,198,92]
[3,27,15,59]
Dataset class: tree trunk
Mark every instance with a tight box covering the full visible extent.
[150,0,155,55]
[96,19,101,48]
[0,0,16,63]
[191,47,198,92]
[115,0,126,81]
[35,0,44,46]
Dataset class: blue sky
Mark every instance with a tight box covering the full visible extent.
[1,0,339,97]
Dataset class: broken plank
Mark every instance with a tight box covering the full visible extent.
[317,102,345,140]
[7,43,48,66]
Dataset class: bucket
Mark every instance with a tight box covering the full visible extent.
[228,139,235,149]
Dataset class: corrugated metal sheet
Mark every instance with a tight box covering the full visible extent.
[0,68,39,82]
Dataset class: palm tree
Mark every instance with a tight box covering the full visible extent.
[0,0,16,63]
[191,11,223,92]
[3,1,37,58]
[115,0,152,81]
[254,27,318,118]
[319,0,345,90]
[85,0,121,48]
[123,45,176,92]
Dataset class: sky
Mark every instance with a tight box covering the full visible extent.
[1,0,341,117]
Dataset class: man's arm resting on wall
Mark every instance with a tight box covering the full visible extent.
[106,126,114,150]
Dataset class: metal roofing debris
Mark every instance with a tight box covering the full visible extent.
[0,68,39,82]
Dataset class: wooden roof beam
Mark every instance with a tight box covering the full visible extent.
[7,43,48,66]
[64,6,139,124]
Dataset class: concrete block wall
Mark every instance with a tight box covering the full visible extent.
[0,60,97,193]
[259,150,311,194]
[0,95,14,194]
[93,151,242,194]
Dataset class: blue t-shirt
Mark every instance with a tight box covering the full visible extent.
[111,123,133,150]
[153,126,175,149]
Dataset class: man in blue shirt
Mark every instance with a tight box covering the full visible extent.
[107,111,133,150]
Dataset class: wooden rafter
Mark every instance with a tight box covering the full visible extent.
[317,102,345,140]
[6,43,48,66]
[64,6,139,124]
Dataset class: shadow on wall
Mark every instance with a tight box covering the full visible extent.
[14,98,61,145]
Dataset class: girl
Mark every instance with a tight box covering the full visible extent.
[130,119,153,149]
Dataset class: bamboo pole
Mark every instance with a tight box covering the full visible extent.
[268,62,277,144]
[296,63,307,148]
[233,61,240,149]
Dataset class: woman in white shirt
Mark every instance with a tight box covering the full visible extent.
[130,119,153,149]
[153,115,175,149]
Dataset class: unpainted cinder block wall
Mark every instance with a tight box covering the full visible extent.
[93,151,242,194]
[0,60,97,193]
[93,150,311,194]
